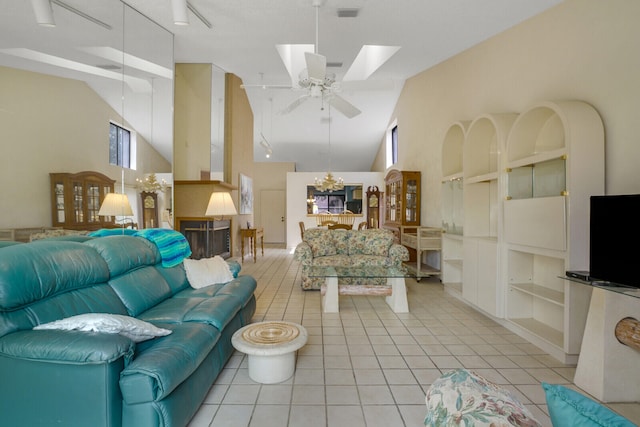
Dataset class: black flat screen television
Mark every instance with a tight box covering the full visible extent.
[589,194,640,288]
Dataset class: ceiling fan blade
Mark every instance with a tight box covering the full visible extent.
[276,44,315,88]
[305,52,326,82]
[334,79,398,92]
[240,83,292,90]
[279,94,310,115]
[326,93,361,119]
[343,45,401,81]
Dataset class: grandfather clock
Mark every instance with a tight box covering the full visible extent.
[366,186,382,228]
[140,191,158,229]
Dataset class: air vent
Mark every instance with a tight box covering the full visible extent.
[96,64,121,70]
[337,8,359,18]
[326,62,343,68]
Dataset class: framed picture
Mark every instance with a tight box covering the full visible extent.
[239,173,253,214]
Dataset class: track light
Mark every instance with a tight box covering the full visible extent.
[171,0,189,25]
[31,0,55,27]
[259,134,273,159]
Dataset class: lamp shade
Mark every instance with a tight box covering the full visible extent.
[98,193,133,217]
[205,192,237,217]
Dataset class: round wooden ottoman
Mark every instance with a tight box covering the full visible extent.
[231,321,308,384]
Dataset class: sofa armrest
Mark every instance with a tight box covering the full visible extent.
[0,329,135,364]
[0,330,132,427]
[389,244,410,263]
[294,242,313,264]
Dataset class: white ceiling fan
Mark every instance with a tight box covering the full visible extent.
[274,0,400,119]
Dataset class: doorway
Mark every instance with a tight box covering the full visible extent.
[261,189,285,244]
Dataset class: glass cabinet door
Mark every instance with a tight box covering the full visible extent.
[405,178,418,222]
[87,183,101,223]
[54,182,65,224]
[72,181,83,223]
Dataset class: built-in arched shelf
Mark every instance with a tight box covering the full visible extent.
[440,121,468,297]
[504,100,604,364]
[441,121,467,180]
[463,113,516,237]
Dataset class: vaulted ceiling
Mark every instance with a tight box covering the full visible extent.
[0,0,563,171]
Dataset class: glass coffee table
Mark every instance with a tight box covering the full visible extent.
[307,265,410,313]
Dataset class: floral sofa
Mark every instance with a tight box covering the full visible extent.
[294,228,409,290]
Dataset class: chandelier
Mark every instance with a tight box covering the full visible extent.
[136,173,167,193]
[315,172,344,192]
[314,103,344,193]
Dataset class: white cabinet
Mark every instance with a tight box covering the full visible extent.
[504,100,604,364]
[461,114,516,318]
[464,238,499,316]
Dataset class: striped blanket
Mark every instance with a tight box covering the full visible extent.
[134,228,192,268]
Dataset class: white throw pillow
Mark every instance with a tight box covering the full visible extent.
[183,256,234,289]
[33,313,172,343]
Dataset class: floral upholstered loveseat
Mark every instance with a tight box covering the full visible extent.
[294,228,409,290]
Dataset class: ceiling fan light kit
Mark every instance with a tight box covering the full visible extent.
[271,1,400,119]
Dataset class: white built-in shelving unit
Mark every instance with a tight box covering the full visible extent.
[440,100,604,364]
[503,100,604,364]
[462,113,517,318]
[441,121,467,297]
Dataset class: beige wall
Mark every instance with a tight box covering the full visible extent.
[373,0,640,227]
[173,64,212,181]
[253,162,296,239]
[225,73,256,256]
[0,66,170,229]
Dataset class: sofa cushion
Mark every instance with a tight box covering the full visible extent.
[425,368,541,427]
[139,294,240,331]
[311,254,351,266]
[119,322,220,404]
[108,266,173,317]
[0,241,110,313]
[542,383,636,427]
[332,229,351,255]
[34,313,172,343]
[85,236,160,277]
[349,229,393,256]
[350,254,394,267]
[304,228,337,257]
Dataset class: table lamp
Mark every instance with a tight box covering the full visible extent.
[205,192,237,219]
[99,193,134,234]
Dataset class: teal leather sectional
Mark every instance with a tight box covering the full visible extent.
[0,235,256,427]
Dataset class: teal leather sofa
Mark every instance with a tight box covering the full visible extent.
[0,235,256,427]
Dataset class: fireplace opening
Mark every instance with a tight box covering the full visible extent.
[178,219,230,259]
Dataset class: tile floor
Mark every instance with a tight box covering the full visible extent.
[187,247,640,427]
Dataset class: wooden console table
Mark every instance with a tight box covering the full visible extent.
[240,227,264,263]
